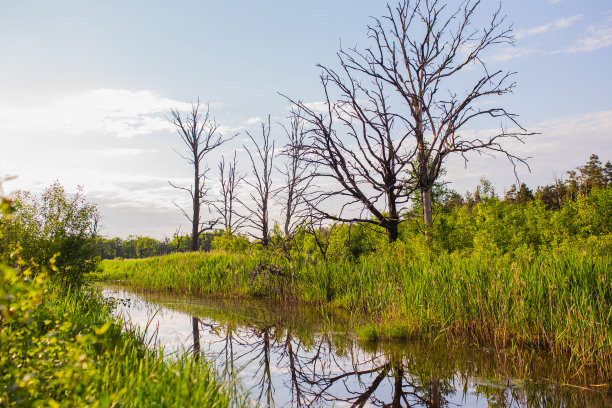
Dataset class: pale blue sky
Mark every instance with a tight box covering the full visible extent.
[1,1,611,238]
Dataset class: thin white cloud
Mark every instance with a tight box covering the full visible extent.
[549,0,562,4]
[303,101,329,114]
[555,15,583,29]
[244,116,262,125]
[444,110,612,192]
[98,148,158,157]
[217,125,244,135]
[515,14,582,39]
[0,89,214,138]
[488,47,536,62]
[554,16,612,53]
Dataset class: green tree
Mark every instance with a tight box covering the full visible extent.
[504,183,533,204]
[577,154,607,193]
[0,181,99,286]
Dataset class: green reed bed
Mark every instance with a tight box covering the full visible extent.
[96,246,612,375]
[0,263,234,407]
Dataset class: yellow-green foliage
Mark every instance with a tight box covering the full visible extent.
[95,188,612,375]
[0,263,232,407]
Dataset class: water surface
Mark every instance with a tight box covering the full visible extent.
[98,282,610,407]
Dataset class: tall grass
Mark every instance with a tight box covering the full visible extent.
[0,263,234,407]
[96,245,612,376]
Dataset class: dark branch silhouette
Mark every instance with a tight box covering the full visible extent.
[337,0,534,229]
[286,0,534,238]
[168,101,233,251]
[213,152,245,234]
[241,116,275,246]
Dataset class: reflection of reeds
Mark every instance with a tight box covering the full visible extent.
[95,246,611,382]
[103,282,612,407]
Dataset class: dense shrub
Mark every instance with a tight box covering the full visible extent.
[0,181,99,286]
[0,262,231,407]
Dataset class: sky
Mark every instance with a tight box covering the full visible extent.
[0,0,611,239]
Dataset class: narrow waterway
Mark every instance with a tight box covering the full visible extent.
[98,282,610,408]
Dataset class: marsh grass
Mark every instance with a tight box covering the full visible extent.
[96,245,612,377]
[0,263,234,407]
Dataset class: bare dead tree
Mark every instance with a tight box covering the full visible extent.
[168,101,231,251]
[286,67,416,243]
[172,225,185,252]
[241,116,275,247]
[273,112,316,283]
[276,111,313,238]
[212,152,245,234]
[334,0,533,229]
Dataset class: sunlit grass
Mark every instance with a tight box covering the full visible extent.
[96,244,612,377]
[0,263,234,407]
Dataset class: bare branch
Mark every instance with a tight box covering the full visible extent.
[240,116,276,246]
[168,100,233,250]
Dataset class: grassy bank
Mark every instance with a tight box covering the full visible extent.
[0,263,234,407]
[95,243,612,376]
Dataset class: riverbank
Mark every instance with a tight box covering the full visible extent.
[94,243,612,378]
[97,281,612,406]
[0,263,234,407]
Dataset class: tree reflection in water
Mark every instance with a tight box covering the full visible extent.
[194,319,445,407]
[189,315,611,408]
[102,285,610,408]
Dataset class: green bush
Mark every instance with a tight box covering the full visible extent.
[0,262,232,407]
[0,181,99,286]
[211,232,250,253]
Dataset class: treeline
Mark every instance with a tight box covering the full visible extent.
[417,154,611,212]
[95,232,221,260]
[97,154,611,260]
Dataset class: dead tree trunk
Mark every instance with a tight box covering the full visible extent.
[169,101,232,251]
[242,116,275,247]
[213,152,245,234]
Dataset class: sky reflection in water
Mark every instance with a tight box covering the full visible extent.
[98,283,609,408]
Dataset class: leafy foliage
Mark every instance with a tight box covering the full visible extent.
[0,181,233,407]
[0,264,232,407]
[0,181,99,286]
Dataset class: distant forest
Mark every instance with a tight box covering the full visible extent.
[96,153,611,260]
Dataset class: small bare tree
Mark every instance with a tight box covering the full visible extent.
[242,116,275,246]
[213,152,245,234]
[169,101,229,251]
[273,111,314,282]
[172,225,185,252]
[277,112,313,238]
[303,213,342,264]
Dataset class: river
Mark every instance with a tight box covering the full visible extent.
[97,282,610,407]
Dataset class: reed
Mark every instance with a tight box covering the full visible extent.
[0,263,235,407]
[96,245,612,376]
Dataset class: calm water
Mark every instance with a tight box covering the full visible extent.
[97,282,610,408]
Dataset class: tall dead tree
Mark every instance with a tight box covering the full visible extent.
[277,111,313,238]
[335,0,532,229]
[289,1,532,237]
[287,71,416,243]
[169,101,229,251]
[273,112,314,283]
[213,152,245,234]
[242,116,275,246]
